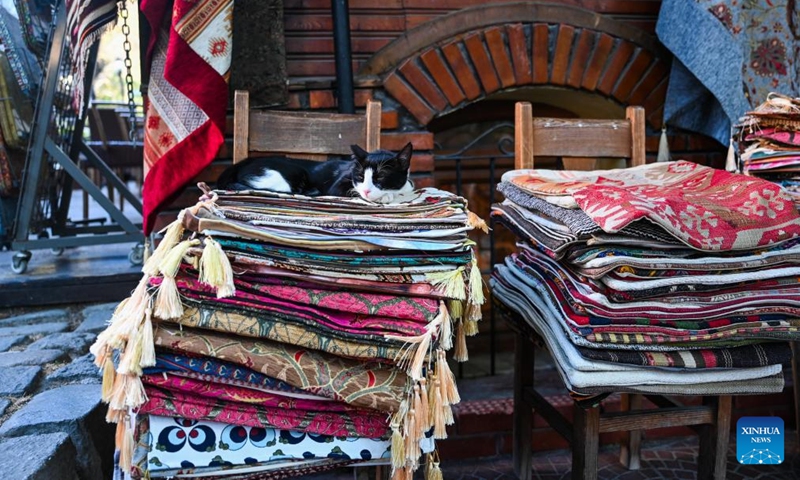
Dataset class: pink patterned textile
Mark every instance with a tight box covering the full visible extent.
[140,385,390,439]
[504,161,800,251]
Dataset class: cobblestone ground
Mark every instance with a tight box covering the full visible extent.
[0,303,116,480]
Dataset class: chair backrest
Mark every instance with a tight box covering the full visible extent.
[514,102,646,171]
[232,90,381,163]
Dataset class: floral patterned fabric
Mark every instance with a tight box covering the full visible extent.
[171,274,431,338]
[153,324,408,412]
[134,415,388,478]
[503,161,800,251]
[165,301,406,363]
[700,0,798,106]
[140,384,390,438]
[144,351,314,398]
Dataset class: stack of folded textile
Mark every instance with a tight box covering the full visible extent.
[736,93,800,207]
[91,185,487,479]
[491,160,800,397]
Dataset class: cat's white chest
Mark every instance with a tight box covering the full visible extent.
[250,169,293,193]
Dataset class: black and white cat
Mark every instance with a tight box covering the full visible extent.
[216,143,414,203]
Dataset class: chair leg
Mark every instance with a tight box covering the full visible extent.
[697,396,732,480]
[513,331,534,480]
[619,393,642,470]
[572,403,600,480]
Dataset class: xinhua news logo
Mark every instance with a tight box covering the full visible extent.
[736,416,784,465]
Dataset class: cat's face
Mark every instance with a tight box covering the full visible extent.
[350,143,413,203]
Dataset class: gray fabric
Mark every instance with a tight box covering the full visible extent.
[497,181,600,235]
[656,0,750,145]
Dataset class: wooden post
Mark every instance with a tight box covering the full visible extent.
[513,331,534,480]
[625,106,646,167]
[233,90,250,164]
[619,393,642,470]
[515,102,533,169]
[365,100,381,152]
[572,404,600,480]
[697,396,732,480]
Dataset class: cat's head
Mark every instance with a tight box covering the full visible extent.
[350,142,413,203]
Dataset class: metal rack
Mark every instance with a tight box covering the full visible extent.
[9,0,144,274]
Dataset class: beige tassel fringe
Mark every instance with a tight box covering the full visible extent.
[199,237,236,298]
[159,239,200,278]
[464,319,479,337]
[432,378,447,439]
[466,301,482,323]
[90,275,151,361]
[439,307,453,351]
[106,406,126,424]
[453,320,468,362]
[468,260,485,306]
[101,354,116,402]
[419,379,429,431]
[154,275,183,319]
[725,138,737,173]
[142,212,185,276]
[437,350,461,405]
[467,210,489,233]
[139,308,156,369]
[425,268,466,300]
[447,299,463,321]
[657,126,670,163]
[119,420,134,472]
[391,423,405,468]
[386,303,448,381]
[426,454,444,480]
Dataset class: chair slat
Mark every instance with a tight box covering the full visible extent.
[248,110,367,157]
[531,118,632,159]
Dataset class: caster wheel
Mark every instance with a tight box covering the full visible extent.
[11,251,31,274]
[128,244,144,266]
[51,248,65,256]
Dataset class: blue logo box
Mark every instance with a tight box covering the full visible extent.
[736,416,784,465]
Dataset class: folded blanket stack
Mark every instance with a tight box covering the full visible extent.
[736,93,800,207]
[91,186,488,479]
[491,161,800,396]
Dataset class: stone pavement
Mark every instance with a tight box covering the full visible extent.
[0,303,117,480]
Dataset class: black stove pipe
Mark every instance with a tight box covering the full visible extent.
[331,0,355,114]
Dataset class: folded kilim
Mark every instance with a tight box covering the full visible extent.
[93,185,488,479]
[492,161,800,396]
[140,384,390,438]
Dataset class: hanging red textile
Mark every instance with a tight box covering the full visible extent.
[140,0,232,234]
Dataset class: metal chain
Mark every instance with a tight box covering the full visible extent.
[119,1,138,145]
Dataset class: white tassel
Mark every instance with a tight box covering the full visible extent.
[725,138,737,172]
[657,126,670,163]
[468,260,485,306]
[425,268,466,300]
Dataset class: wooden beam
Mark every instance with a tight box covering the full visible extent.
[515,102,533,169]
[524,387,574,445]
[626,105,646,166]
[599,406,714,433]
[233,90,250,164]
[365,100,381,151]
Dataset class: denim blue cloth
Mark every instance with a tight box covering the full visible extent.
[656,0,750,145]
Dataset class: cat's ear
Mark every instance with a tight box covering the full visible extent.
[350,144,369,163]
[396,142,413,170]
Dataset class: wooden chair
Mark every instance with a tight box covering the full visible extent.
[508,102,732,480]
[232,90,380,163]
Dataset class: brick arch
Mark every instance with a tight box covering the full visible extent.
[361,3,671,129]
